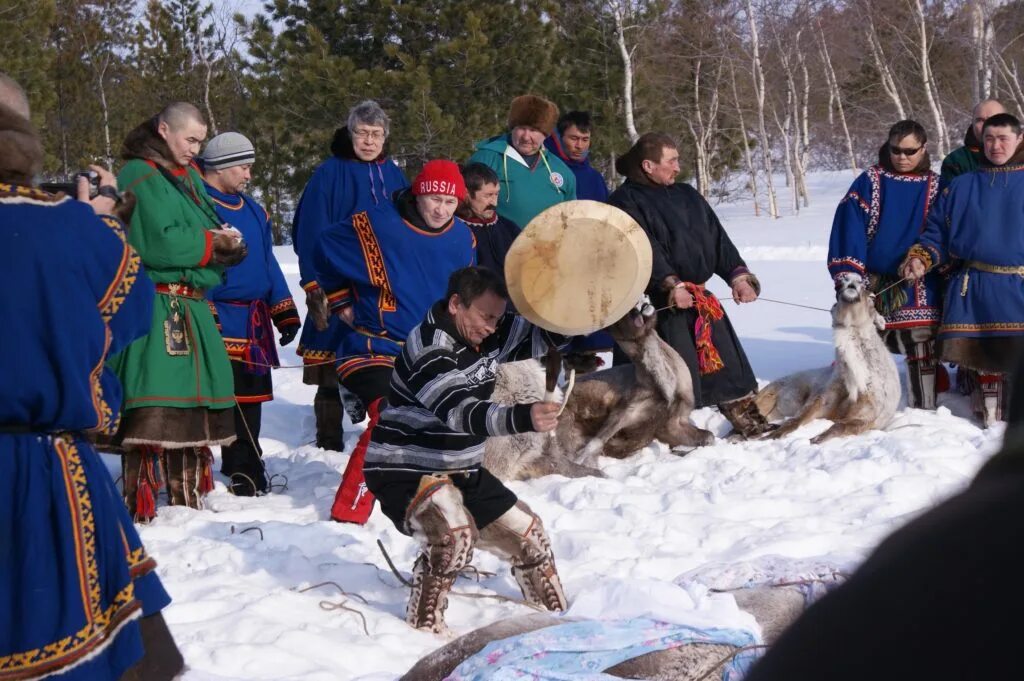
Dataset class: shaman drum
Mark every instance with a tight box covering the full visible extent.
[504,200,653,335]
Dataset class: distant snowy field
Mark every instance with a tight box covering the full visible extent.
[118,171,1003,680]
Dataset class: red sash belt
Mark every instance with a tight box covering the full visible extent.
[155,282,205,299]
[683,283,725,375]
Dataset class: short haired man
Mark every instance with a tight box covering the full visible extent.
[363,266,569,633]
[609,133,770,437]
[0,75,181,680]
[201,132,301,496]
[940,98,1006,187]
[902,112,1024,426]
[313,159,476,408]
[468,94,576,229]
[544,110,609,202]
[113,102,247,518]
[293,100,409,452]
[457,162,521,282]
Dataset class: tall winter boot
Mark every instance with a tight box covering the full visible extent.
[973,372,1006,428]
[314,386,344,451]
[718,393,776,439]
[478,501,568,612]
[905,342,938,410]
[406,554,458,635]
[162,447,211,509]
[122,447,162,522]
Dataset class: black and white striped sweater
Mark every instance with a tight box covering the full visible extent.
[365,301,566,472]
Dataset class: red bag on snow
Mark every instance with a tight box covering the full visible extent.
[330,398,383,524]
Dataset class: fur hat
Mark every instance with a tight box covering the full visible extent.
[0,103,43,185]
[201,132,255,170]
[412,159,467,200]
[507,95,559,137]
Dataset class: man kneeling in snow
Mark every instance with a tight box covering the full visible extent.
[363,266,569,634]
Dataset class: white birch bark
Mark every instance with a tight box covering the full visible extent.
[816,21,858,172]
[729,60,761,216]
[746,0,779,218]
[866,16,907,119]
[613,2,640,144]
[912,0,949,157]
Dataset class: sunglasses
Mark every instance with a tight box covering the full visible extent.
[889,144,923,157]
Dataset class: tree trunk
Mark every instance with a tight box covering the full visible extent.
[866,16,907,119]
[97,59,113,171]
[613,2,640,144]
[746,0,779,218]
[729,61,760,217]
[816,21,858,172]
[912,0,949,157]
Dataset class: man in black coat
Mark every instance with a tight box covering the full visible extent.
[609,132,771,437]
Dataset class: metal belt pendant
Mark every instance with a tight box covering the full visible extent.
[164,296,191,356]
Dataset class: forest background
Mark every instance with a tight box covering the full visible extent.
[4,0,1023,241]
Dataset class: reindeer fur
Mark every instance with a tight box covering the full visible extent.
[400,585,811,681]
[757,273,900,443]
[483,306,713,481]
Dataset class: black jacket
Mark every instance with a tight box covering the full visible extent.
[462,212,521,284]
[608,179,750,301]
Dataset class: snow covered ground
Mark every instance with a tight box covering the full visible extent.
[118,171,1004,680]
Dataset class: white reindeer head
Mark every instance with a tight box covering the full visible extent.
[832,272,884,330]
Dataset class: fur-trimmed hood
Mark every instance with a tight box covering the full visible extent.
[329,125,390,162]
[122,116,177,167]
[0,103,44,185]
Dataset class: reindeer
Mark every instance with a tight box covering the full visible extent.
[484,302,714,480]
[756,272,900,443]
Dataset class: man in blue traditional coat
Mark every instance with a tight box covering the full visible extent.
[828,120,943,409]
[902,113,1024,426]
[313,159,477,408]
[544,110,609,202]
[292,100,408,451]
[0,76,181,680]
[201,132,301,496]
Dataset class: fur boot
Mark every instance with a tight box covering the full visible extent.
[719,393,775,439]
[405,479,478,633]
[122,446,162,522]
[162,447,210,509]
[973,372,1006,427]
[314,386,344,451]
[477,502,568,612]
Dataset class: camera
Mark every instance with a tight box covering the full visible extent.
[40,171,100,198]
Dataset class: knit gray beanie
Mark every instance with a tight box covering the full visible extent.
[201,132,255,170]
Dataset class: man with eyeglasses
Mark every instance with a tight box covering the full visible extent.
[292,100,408,452]
[902,112,1024,426]
[828,120,943,410]
[468,94,577,230]
[940,99,1006,189]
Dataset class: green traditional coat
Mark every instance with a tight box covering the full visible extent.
[111,159,235,412]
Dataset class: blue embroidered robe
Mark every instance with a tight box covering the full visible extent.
[911,162,1024,339]
[292,151,408,367]
[205,183,299,400]
[0,184,170,681]
[313,194,476,380]
[828,166,941,329]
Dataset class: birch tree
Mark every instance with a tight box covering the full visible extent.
[745,0,779,218]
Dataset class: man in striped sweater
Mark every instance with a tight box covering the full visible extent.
[364,266,569,633]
